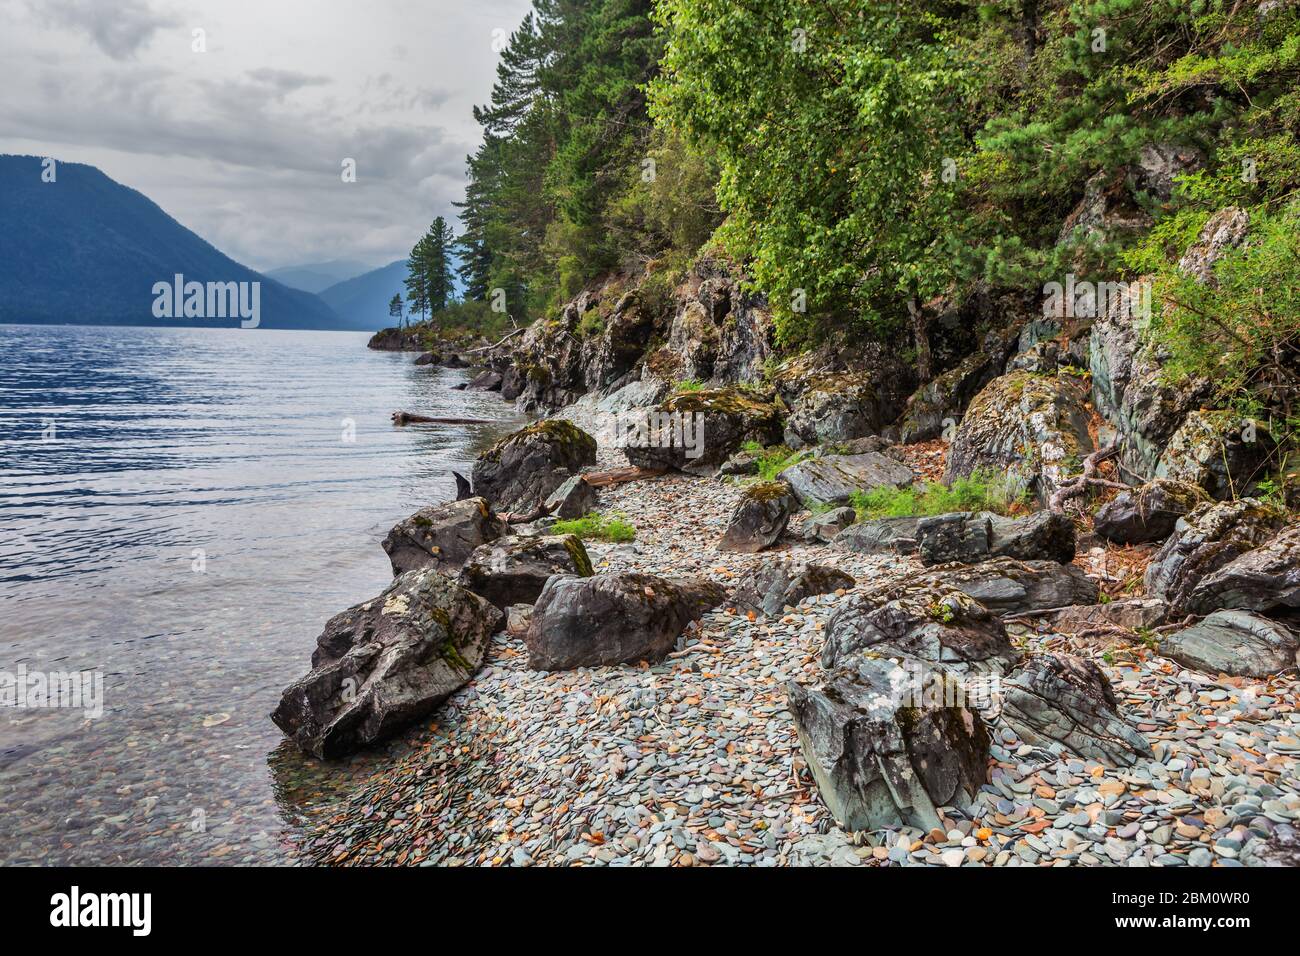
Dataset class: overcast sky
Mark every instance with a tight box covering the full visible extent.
[0,0,534,272]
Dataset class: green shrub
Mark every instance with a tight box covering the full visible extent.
[850,471,1028,520]
[674,378,705,392]
[551,511,637,543]
[741,441,808,481]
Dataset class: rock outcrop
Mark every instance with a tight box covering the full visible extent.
[717,481,799,553]
[944,371,1094,506]
[787,653,991,832]
[910,559,1099,616]
[1182,523,1300,617]
[272,569,504,758]
[622,386,782,475]
[821,588,1022,674]
[525,572,727,670]
[832,516,922,555]
[783,373,891,448]
[1154,410,1275,500]
[730,560,855,617]
[543,474,598,520]
[778,453,914,508]
[998,654,1153,766]
[457,534,594,609]
[1159,610,1300,678]
[1093,479,1209,545]
[471,419,598,512]
[1144,499,1289,613]
[381,497,505,575]
[915,510,1076,565]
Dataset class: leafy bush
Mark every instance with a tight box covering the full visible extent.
[551,511,637,543]
[851,471,1028,520]
[741,441,808,481]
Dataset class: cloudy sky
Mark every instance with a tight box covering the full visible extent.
[0,0,534,273]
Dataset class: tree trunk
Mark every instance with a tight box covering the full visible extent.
[909,296,933,384]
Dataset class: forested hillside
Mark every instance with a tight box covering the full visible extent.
[452,0,1297,424]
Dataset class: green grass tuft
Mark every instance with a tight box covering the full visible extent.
[551,511,637,543]
[850,470,1027,520]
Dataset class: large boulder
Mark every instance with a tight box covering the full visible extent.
[1182,523,1300,617]
[910,559,1099,616]
[832,516,922,555]
[471,420,597,512]
[622,387,783,476]
[800,506,857,543]
[821,588,1022,674]
[998,654,1153,767]
[543,474,598,520]
[1144,499,1289,613]
[915,510,1076,565]
[783,373,892,449]
[944,371,1094,506]
[1154,410,1276,501]
[1093,479,1210,544]
[717,481,799,553]
[1159,610,1300,678]
[525,572,727,670]
[457,534,594,609]
[730,559,855,617]
[271,569,504,758]
[381,497,505,575]
[786,653,991,832]
[1053,598,1166,633]
[778,453,914,508]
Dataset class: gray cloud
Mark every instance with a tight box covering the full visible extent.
[0,0,534,271]
[29,0,180,60]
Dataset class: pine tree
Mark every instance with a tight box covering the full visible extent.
[388,292,404,328]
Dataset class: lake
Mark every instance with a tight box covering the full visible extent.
[0,324,524,864]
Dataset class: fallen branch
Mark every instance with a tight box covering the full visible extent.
[581,466,669,488]
[461,327,527,354]
[501,502,555,525]
[1048,443,1129,513]
[392,411,497,426]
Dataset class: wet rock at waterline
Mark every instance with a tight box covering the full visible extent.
[272,569,504,759]
[381,496,505,575]
[525,572,727,670]
[786,653,991,832]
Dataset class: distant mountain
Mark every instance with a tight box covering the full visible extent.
[318,257,465,330]
[265,259,372,294]
[0,155,364,331]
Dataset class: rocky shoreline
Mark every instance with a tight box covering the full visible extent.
[281,394,1298,867]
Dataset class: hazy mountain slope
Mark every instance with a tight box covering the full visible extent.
[265,259,371,293]
[0,155,358,330]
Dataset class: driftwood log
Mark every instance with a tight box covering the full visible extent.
[581,466,668,488]
[392,411,497,426]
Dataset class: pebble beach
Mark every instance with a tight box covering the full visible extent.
[297,406,1300,867]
